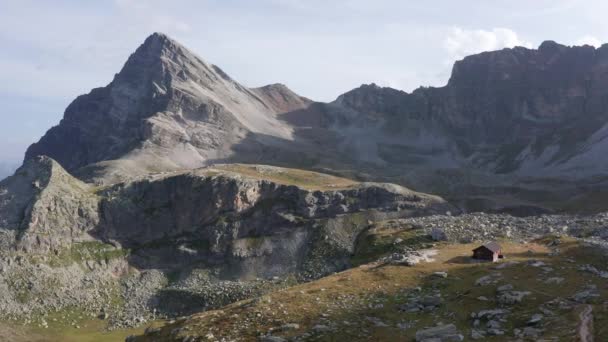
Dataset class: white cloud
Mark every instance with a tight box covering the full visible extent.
[576,35,602,47]
[444,27,533,61]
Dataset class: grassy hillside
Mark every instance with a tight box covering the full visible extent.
[134,233,608,341]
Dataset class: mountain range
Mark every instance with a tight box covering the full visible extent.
[22,33,608,213]
[3,32,608,341]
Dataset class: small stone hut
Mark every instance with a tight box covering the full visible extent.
[472,242,503,262]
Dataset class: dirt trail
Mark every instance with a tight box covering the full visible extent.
[578,304,594,342]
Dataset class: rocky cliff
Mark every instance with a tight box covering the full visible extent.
[1,158,451,274]
[96,164,452,278]
[335,41,608,176]
[0,156,99,253]
[325,41,608,211]
[0,158,453,324]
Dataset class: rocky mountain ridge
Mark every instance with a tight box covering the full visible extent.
[20,33,608,212]
[328,40,608,211]
[336,40,608,176]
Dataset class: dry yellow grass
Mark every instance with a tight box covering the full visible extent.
[207,164,359,191]
[137,236,608,341]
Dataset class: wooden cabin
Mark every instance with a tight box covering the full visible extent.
[472,242,503,262]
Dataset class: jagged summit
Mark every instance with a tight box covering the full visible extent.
[538,39,564,51]
[126,32,212,69]
[141,32,179,50]
[130,32,180,59]
[24,33,311,184]
[116,32,235,90]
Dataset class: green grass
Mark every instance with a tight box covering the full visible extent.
[71,241,130,262]
[351,222,433,266]
[46,241,129,267]
[1,286,152,342]
[4,318,159,342]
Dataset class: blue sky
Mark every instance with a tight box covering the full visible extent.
[1,0,607,169]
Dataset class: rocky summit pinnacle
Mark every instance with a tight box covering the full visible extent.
[136,32,181,55]
[118,31,236,88]
[25,33,311,184]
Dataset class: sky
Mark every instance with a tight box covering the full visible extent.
[0,0,607,171]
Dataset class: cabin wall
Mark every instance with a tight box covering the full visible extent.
[473,248,496,261]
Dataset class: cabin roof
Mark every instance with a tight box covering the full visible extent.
[473,242,502,253]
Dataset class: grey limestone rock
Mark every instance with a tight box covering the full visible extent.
[415,324,464,341]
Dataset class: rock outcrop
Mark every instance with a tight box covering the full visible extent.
[95,164,453,279]
[0,156,99,253]
[1,158,452,275]
[0,158,454,324]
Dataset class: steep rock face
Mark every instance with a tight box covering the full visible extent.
[0,158,453,278]
[25,33,311,184]
[334,42,608,175]
[0,156,99,252]
[95,165,453,279]
[319,42,608,211]
[99,173,439,244]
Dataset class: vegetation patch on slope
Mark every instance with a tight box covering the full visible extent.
[207,164,359,190]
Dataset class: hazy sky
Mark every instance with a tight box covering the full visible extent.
[1,0,607,166]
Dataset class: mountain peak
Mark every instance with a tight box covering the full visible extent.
[115,32,239,88]
[25,32,308,179]
[115,32,191,83]
[538,40,566,54]
[149,31,170,40]
[137,32,183,57]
